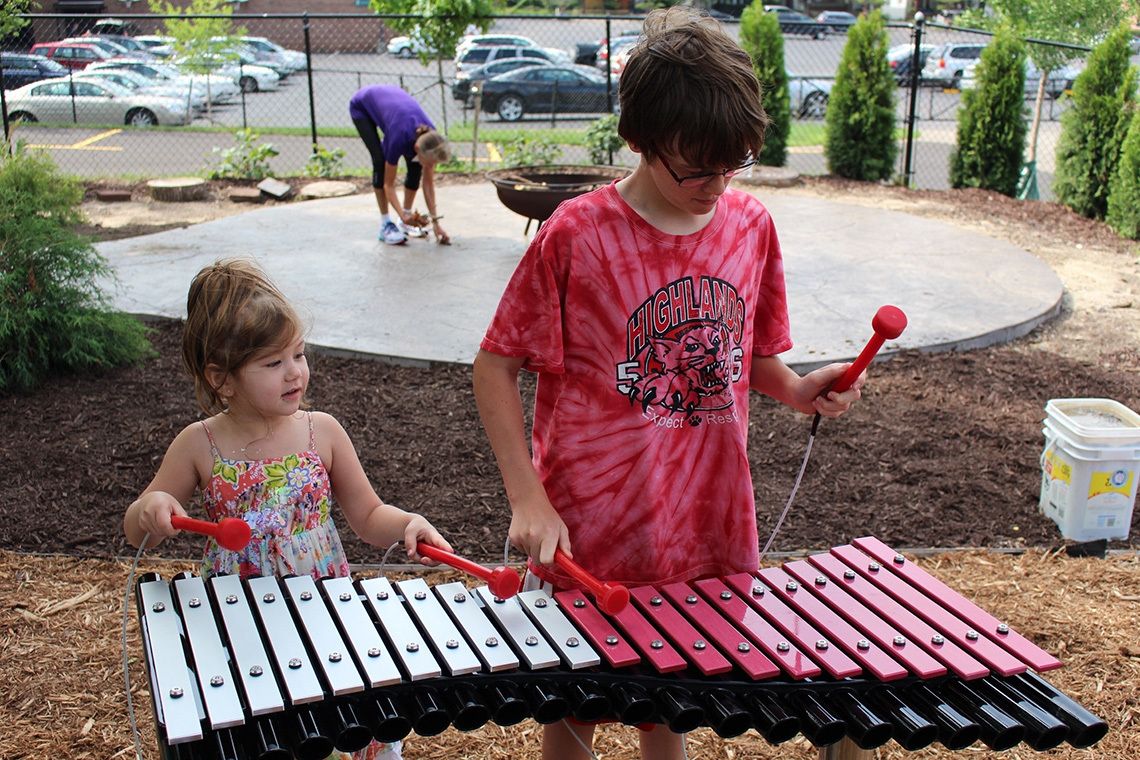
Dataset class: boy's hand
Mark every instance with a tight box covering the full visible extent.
[433,221,451,245]
[801,362,865,418]
[403,515,452,564]
[509,495,570,566]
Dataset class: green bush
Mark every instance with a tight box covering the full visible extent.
[303,145,346,178]
[740,1,789,167]
[1107,108,1140,239]
[585,114,624,165]
[824,10,897,181]
[208,128,279,180]
[949,27,1028,196]
[1053,24,1137,220]
[0,145,152,394]
[496,133,563,167]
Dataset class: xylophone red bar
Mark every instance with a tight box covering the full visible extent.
[723,573,861,680]
[784,559,948,680]
[606,595,688,674]
[826,546,1023,678]
[760,565,910,682]
[630,586,734,676]
[852,536,1064,673]
[693,577,822,680]
[553,589,641,669]
[810,550,995,680]
[660,581,782,681]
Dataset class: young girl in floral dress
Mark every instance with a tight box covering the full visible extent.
[124,257,451,760]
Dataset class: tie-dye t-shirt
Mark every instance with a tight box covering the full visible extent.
[481,182,792,588]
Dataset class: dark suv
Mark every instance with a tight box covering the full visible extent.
[0,52,69,89]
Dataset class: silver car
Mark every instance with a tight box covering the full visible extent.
[5,77,191,126]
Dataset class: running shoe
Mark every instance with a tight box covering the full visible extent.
[381,219,407,245]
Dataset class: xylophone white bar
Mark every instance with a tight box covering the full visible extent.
[137,577,204,744]
[397,577,482,676]
[173,575,246,729]
[358,576,441,681]
[247,576,324,705]
[434,581,521,673]
[320,576,403,689]
[210,575,286,716]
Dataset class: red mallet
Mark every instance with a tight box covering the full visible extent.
[171,515,252,552]
[554,549,630,615]
[829,305,908,394]
[417,544,522,599]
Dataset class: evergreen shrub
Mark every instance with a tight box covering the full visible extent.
[1107,109,1140,239]
[740,1,789,167]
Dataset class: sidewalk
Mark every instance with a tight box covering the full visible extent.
[95,180,1064,369]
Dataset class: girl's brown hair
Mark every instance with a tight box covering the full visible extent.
[617,6,770,170]
[181,258,305,414]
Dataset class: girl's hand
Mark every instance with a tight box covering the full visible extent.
[433,221,451,245]
[403,515,452,564]
[800,362,865,418]
[509,494,570,566]
[135,491,189,542]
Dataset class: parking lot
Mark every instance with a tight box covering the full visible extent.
[7,13,1109,199]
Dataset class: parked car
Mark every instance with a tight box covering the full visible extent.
[479,63,614,121]
[768,8,828,39]
[593,29,641,69]
[87,33,158,60]
[386,33,434,59]
[88,60,239,104]
[787,72,831,118]
[75,68,207,110]
[960,59,1082,99]
[133,35,176,58]
[455,33,537,59]
[886,43,934,84]
[0,52,68,89]
[816,11,857,33]
[456,44,570,73]
[29,41,116,70]
[921,42,986,88]
[240,36,306,72]
[5,77,191,126]
[607,38,640,75]
[170,52,281,92]
[451,57,555,103]
[89,17,142,38]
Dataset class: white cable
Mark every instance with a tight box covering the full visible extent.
[122,533,153,760]
[379,540,404,575]
[758,419,817,565]
[561,719,601,759]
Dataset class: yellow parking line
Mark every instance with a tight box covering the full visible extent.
[486,142,502,162]
[72,129,122,148]
[27,143,122,151]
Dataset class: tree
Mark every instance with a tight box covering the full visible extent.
[1107,109,1140,239]
[148,0,245,121]
[739,2,789,167]
[825,10,896,182]
[0,147,152,393]
[959,0,1126,170]
[1053,24,1137,219]
[369,0,495,135]
[949,27,1028,196]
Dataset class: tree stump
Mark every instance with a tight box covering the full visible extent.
[147,177,208,202]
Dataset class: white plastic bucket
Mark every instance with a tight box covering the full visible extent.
[1039,398,1140,542]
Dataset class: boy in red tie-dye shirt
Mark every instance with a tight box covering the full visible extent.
[473,7,865,758]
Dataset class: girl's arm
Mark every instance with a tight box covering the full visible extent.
[123,423,208,549]
[317,412,450,561]
[420,163,450,244]
[472,349,569,565]
[749,355,864,416]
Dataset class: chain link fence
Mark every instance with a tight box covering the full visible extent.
[2,12,1089,200]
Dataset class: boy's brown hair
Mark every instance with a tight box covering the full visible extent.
[618,6,769,170]
[181,258,306,414]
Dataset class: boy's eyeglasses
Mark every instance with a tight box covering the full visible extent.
[659,155,757,188]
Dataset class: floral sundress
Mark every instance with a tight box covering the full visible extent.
[200,413,402,760]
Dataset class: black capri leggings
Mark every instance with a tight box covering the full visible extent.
[353,116,423,191]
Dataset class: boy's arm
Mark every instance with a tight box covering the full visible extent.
[750,355,865,417]
[472,349,570,565]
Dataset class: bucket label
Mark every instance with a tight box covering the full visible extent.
[1088,469,1135,500]
[1043,450,1071,483]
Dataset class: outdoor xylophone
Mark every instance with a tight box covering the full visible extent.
[133,535,1107,760]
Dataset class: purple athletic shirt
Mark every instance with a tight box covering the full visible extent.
[348,85,435,166]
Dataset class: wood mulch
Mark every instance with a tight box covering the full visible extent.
[1,548,1136,759]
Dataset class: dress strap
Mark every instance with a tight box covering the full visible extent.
[200,420,221,459]
[306,411,316,451]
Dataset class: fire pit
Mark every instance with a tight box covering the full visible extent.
[486,164,631,234]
